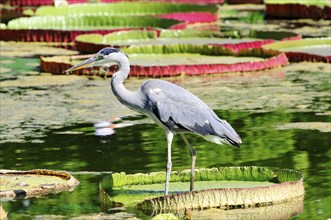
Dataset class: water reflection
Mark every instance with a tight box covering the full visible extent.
[94,117,133,136]
[1,111,330,219]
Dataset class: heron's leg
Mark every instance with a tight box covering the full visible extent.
[165,131,174,195]
[180,134,196,191]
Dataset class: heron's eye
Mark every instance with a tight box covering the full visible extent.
[95,54,103,60]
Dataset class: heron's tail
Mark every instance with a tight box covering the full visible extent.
[210,117,242,148]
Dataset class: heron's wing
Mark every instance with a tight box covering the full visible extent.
[141,80,241,145]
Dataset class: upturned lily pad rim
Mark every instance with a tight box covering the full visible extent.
[102,166,302,190]
[0,169,79,201]
[40,47,287,77]
[99,167,304,213]
[262,38,331,62]
[7,15,180,30]
[35,2,218,16]
[264,0,331,7]
[75,31,261,46]
[262,37,331,50]
[74,29,284,46]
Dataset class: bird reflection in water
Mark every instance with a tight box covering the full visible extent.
[94,117,133,136]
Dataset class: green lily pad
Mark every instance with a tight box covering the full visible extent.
[169,198,303,219]
[1,2,218,42]
[159,29,217,38]
[7,15,179,30]
[237,29,300,40]
[263,38,330,52]
[75,29,294,54]
[0,169,79,201]
[6,2,218,31]
[40,46,287,77]
[263,38,331,62]
[264,0,331,7]
[129,53,264,65]
[34,2,218,16]
[99,166,304,213]
[76,31,261,48]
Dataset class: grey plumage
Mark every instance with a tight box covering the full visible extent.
[65,47,242,195]
[140,79,241,147]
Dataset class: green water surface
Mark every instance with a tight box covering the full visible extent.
[0,53,330,219]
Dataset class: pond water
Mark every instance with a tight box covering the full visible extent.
[0,51,330,219]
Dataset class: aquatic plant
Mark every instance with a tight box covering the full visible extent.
[263,38,331,63]
[98,166,304,213]
[0,169,79,201]
[40,45,288,77]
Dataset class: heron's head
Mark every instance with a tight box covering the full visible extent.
[65,47,128,73]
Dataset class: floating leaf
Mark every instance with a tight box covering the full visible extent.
[35,2,218,16]
[159,29,216,38]
[98,166,304,215]
[156,12,217,24]
[7,15,179,30]
[1,2,219,42]
[75,30,279,53]
[8,0,224,6]
[74,29,302,54]
[7,0,54,7]
[0,28,156,42]
[264,0,331,7]
[0,169,79,201]
[40,46,288,77]
[263,38,331,63]
[165,199,303,219]
[247,30,301,41]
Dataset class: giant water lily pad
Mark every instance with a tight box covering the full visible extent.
[263,38,331,62]
[0,2,218,42]
[7,15,179,30]
[73,29,301,54]
[99,167,304,216]
[0,169,79,201]
[165,199,303,219]
[75,30,278,53]
[40,46,287,77]
[34,2,218,16]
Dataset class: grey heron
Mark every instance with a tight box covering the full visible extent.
[65,47,242,195]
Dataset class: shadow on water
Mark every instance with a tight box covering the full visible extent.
[1,111,330,219]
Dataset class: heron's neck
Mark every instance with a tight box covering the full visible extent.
[110,58,144,111]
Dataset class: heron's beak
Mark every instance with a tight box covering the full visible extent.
[65,57,96,74]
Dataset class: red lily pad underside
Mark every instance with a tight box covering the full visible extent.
[40,53,288,77]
